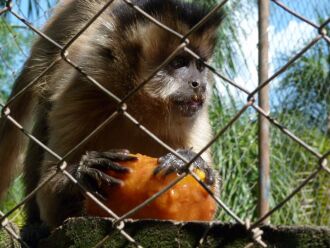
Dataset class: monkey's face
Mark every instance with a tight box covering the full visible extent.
[143,54,210,118]
[167,55,210,118]
[110,8,221,118]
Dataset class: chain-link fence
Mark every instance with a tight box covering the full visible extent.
[0,0,329,247]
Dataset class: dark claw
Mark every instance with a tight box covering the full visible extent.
[154,149,216,186]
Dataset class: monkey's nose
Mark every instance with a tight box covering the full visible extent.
[189,81,206,93]
[189,81,200,89]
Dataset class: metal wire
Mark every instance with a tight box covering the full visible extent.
[0,0,329,247]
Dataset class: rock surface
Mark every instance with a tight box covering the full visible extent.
[38,217,330,248]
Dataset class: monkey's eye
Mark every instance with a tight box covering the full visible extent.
[170,56,190,69]
[196,59,206,72]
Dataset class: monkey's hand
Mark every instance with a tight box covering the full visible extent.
[76,150,137,199]
[154,149,215,186]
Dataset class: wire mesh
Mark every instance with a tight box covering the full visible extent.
[0,0,329,247]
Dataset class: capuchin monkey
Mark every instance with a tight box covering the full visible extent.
[0,0,222,245]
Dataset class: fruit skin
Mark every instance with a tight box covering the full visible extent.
[85,154,216,221]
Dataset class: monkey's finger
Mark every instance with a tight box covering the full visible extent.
[92,190,107,202]
[154,161,186,177]
[84,157,130,173]
[164,165,184,176]
[153,163,169,176]
[203,167,215,186]
[99,151,138,161]
[153,157,174,175]
[106,149,130,154]
[81,167,123,187]
[86,151,137,161]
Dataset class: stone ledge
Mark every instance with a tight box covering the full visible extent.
[1,217,330,247]
[37,217,330,248]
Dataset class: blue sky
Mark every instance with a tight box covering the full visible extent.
[270,0,330,32]
[11,0,57,26]
[215,0,329,105]
[1,0,329,102]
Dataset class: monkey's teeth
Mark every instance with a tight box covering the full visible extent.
[190,101,201,108]
[175,99,203,117]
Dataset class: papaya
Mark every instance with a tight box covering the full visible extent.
[85,154,216,221]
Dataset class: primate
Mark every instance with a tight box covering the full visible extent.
[0,0,222,245]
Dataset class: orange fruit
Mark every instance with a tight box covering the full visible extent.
[85,154,216,221]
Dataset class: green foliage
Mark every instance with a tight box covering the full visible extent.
[0,0,53,17]
[210,89,259,221]
[267,18,330,225]
[0,18,32,102]
[269,122,330,225]
[208,8,330,226]
[277,23,330,132]
[0,1,39,226]
[0,175,25,227]
[0,90,6,103]
[210,86,330,225]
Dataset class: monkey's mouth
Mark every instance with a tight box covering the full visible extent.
[172,95,205,117]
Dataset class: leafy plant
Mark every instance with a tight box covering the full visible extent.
[0,0,53,17]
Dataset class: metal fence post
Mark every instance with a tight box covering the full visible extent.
[258,0,270,223]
